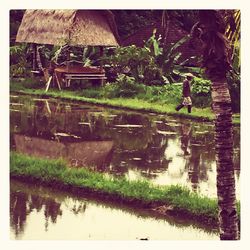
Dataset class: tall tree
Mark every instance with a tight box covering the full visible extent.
[195,10,239,240]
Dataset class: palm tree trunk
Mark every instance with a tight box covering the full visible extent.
[196,10,239,240]
[211,80,239,240]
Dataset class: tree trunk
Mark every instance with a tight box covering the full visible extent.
[211,80,239,240]
[196,10,239,240]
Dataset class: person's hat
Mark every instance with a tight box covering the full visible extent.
[185,73,194,77]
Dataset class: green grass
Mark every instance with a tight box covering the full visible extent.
[10,152,225,222]
[10,79,240,124]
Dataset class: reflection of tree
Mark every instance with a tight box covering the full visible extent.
[10,189,62,235]
[10,182,90,237]
[44,198,63,231]
[71,203,87,215]
[10,191,28,237]
[106,113,154,150]
[111,133,172,178]
[29,195,44,212]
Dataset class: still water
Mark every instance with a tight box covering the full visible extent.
[10,95,240,198]
[10,179,219,240]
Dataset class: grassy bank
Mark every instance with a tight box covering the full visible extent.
[10,79,222,122]
[9,152,240,227]
[10,79,240,124]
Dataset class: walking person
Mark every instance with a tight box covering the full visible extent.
[176,73,194,113]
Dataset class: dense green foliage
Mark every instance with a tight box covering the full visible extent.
[102,74,146,98]
[95,76,211,108]
[10,44,31,78]
[10,152,222,220]
[105,45,162,85]
[105,32,197,85]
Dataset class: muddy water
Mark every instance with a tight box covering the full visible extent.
[10,179,219,240]
[10,95,240,198]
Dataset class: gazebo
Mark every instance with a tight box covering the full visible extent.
[16,9,120,90]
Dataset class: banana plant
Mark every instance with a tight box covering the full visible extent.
[156,35,199,83]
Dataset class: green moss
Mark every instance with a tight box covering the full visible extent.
[11,152,234,221]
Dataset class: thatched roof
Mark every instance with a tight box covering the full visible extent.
[16,10,119,46]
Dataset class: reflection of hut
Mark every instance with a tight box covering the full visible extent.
[16,10,120,89]
[14,134,114,169]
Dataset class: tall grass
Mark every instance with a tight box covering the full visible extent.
[10,152,221,220]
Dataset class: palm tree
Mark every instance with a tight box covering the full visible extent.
[160,10,239,239]
[196,10,239,240]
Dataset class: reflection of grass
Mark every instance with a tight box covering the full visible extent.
[10,152,240,226]
[10,79,240,124]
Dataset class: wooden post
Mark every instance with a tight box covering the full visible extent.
[100,46,104,86]
[45,76,52,92]
[66,47,70,72]
[100,46,104,68]
[32,43,37,71]
[54,71,62,90]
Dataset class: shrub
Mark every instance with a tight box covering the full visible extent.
[102,74,146,98]
[10,44,32,78]
[138,84,182,104]
[104,45,162,85]
[191,77,212,108]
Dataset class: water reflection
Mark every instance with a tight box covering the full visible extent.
[10,179,218,240]
[14,134,114,168]
[10,95,240,198]
[10,189,63,237]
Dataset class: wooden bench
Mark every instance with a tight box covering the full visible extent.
[51,65,106,90]
[64,73,107,87]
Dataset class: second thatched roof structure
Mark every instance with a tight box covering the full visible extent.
[16,9,119,47]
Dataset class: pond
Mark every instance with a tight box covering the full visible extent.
[10,94,240,198]
[10,179,219,240]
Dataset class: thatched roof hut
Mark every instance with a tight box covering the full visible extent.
[16,10,119,47]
